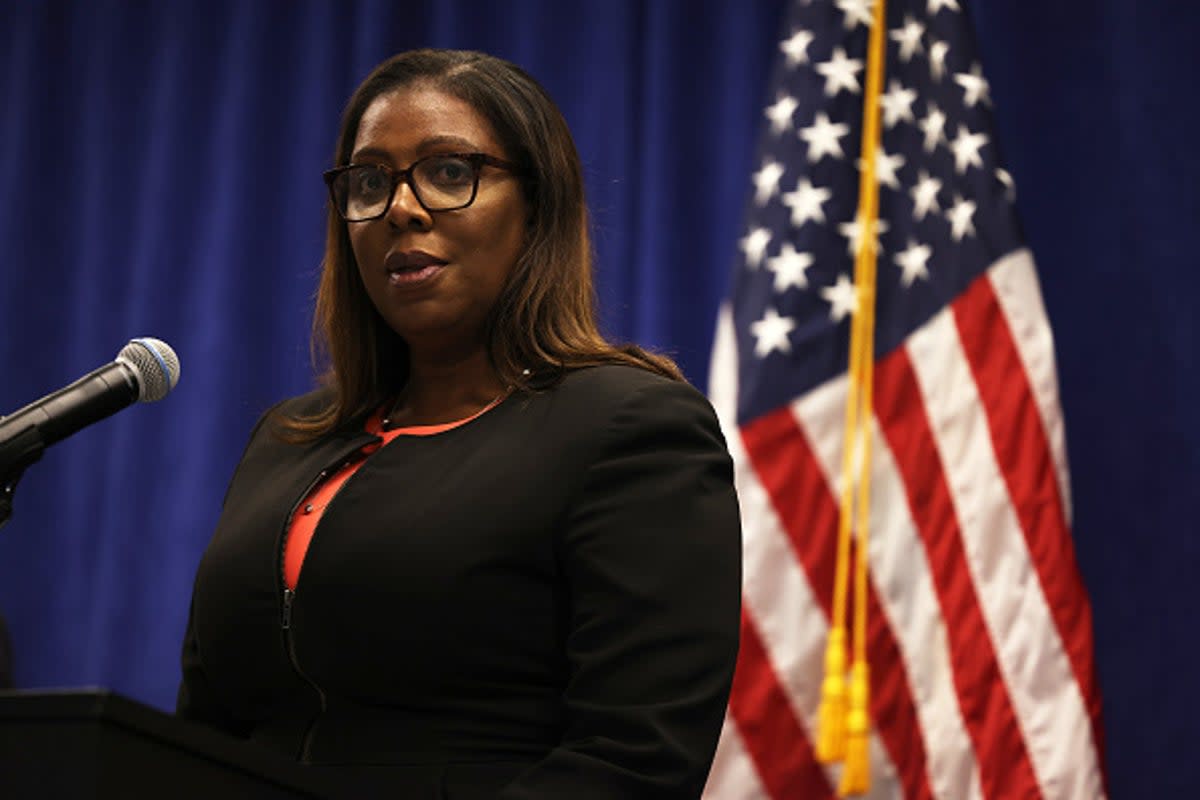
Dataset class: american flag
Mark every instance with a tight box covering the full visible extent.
[704,1,1106,797]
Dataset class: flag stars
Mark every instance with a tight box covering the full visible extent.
[929,39,950,82]
[782,178,833,226]
[910,170,943,220]
[894,239,932,286]
[919,102,947,153]
[766,243,814,293]
[838,215,889,256]
[752,159,786,206]
[816,47,863,97]
[889,15,925,62]
[996,167,1017,201]
[859,147,906,189]
[799,111,851,162]
[821,274,859,322]
[780,28,815,68]
[836,0,874,29]
[765,94,800,135]
[879,80,918,128]
[740,227,772,268]
[950,125,989,173]
[927,0,960,13]
[947,195,977,241]
[955,63,992,107]
[749,307,797,357]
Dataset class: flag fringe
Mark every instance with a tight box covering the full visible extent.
[838,661,872,796]
[815,626,848,761]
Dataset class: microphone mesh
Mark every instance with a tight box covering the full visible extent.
[117,338,181,402]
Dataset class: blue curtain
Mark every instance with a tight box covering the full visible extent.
[0,1,1195,796]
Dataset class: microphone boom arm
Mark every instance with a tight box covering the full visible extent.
[0,337,179,532]
[0,364,135,531]
[0,423,46,531]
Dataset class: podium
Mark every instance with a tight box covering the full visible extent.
[0,688,328,798]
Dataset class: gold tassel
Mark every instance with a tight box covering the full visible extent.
[838,660,871,796]
[815,627,848,761]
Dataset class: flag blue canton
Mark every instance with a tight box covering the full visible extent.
[732,0,1025,425]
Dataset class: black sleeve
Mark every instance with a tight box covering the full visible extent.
[175,401,282,732]
[500,378,742,799]
[175,598,252,736]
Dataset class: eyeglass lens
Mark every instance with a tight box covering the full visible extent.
[336,156,479,219]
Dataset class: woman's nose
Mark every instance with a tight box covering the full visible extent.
[385,179,432,229]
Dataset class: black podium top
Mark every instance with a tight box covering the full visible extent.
[0,688,328,799]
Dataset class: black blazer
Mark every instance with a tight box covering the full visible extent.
[178,365,741,798]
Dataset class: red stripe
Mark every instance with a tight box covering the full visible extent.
[729,607,836,799]
[876,345,1044,799]
[953,275,1106,764]
[740,411,936,800]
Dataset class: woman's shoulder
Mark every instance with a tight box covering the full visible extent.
[544,364,720,429]
[239,387,337,445]
[272,386,336,419]
[556,363,695,398]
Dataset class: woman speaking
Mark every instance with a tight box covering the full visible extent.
[178,49,741,799]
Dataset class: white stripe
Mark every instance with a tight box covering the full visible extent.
[703,716,771,800]
[709,308,901,800]
[986,250,1073,525]
[792,376,983,800]
[708,303,741,429]
[733,408,902,800]
[905,307,1104,800]
[712,305,827,757]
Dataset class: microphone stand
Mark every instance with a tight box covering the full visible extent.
[0,423,46,532]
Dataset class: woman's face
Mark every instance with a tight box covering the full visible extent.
[346,85,527,358]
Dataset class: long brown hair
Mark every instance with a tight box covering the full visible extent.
[281,49,682,439]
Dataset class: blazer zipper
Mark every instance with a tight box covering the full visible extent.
[279,466,331,762]
[276,436,382,761]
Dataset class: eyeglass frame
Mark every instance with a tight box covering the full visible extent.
[322,153,526,221]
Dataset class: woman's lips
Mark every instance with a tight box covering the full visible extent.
[388,263,444,286]
[385,250,447,287]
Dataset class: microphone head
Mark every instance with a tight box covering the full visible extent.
[117,338,181,402]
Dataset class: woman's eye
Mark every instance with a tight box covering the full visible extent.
[426,158,474,186]
[361,170,388,193]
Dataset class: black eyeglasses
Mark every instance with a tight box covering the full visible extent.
[323,153,524,221]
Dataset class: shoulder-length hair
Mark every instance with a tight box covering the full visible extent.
[281,49,682,440]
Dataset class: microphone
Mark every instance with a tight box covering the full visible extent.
[0,338,181,478]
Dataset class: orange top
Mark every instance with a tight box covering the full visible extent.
[282,397,504,590]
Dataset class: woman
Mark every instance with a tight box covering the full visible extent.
[178,49,741,799]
